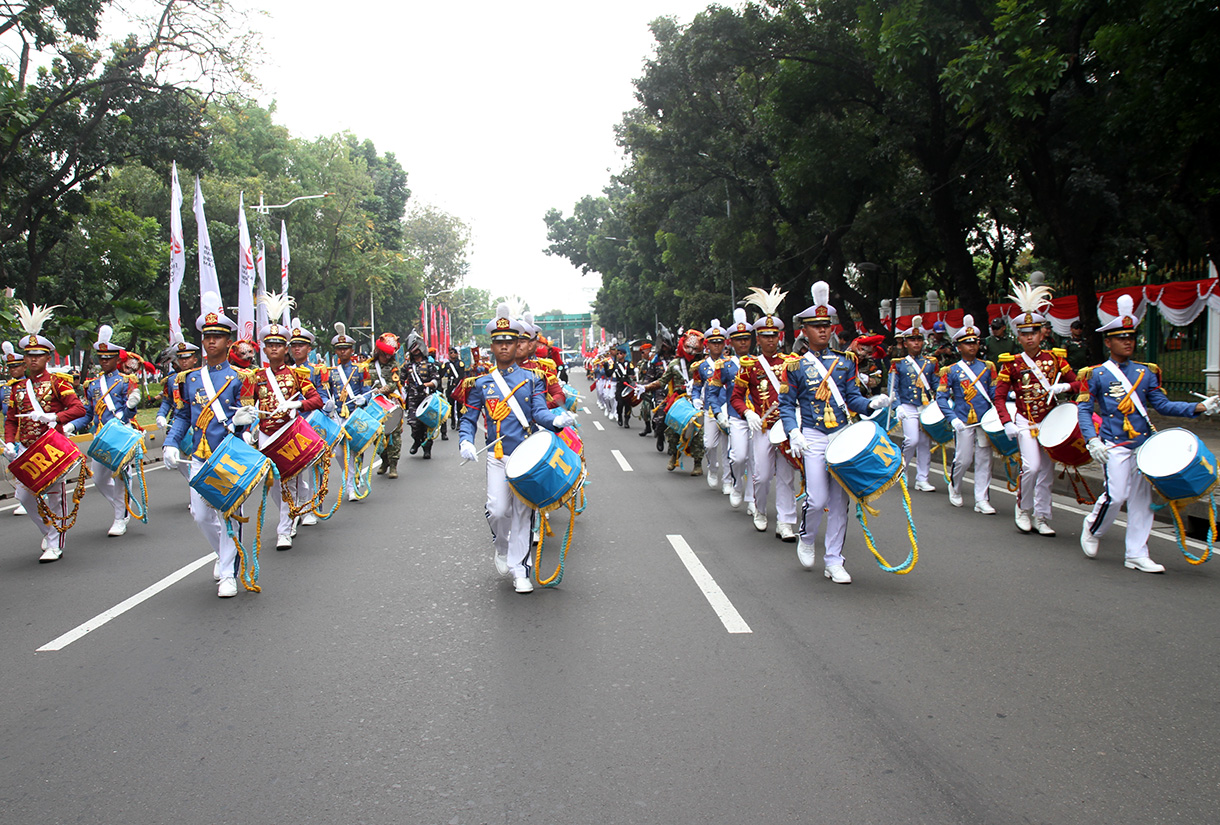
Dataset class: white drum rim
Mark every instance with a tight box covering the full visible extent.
[1135,428,1199,477]
[1036,403,1080,447]
[919,403,945,424]
[980,407,1002,432]
[825,420,879,465]
[506,431,557,479]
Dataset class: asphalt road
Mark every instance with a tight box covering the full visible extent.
[2,397,1218,825]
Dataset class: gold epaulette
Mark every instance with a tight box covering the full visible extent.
[997,353,1016,364]
[1051,347,1067,359]
[50,373,76,392]
[740,355,757,368]
[1076,366,1094,383]
[235,367,256,380]
[1136,361,1161,377]
[938,365,950,379]
[838,349,857,364]
[291,365,312,380]
[984,359,997,374]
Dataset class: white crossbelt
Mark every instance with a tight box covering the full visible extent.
[198,365,232,430]
[1020,352,1054,396]
[1102,359,1149,420]
[957,360,993,408]
[803,351,847,414]
[490,367,530,430]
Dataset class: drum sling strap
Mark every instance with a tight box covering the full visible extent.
[805,352,847,428]
[1102,360,1151,440]
[489,368,530,460]
[904,356,933,405]
[194,368,235,460]
[758,355,787,441]
[957,360,993,424]
[23,377,91,536]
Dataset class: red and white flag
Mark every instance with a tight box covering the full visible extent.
[279,220,292,326]
[236,193,256,341]
[168,162,185,343]
[193,177,222,315]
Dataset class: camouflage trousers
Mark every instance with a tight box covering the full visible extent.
[667,424,705,461]
[380,424,402,465]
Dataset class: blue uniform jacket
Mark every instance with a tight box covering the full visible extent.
[329,362,367,411]
[936,359,996,424]
[165,364,253,459]
[459,365,564,456]
[779,349,871,435]
[70,371,138,432]
[716,356,744,419]
[890,355,939,407]
[693,356,720,410]
[1078,360,1196,448]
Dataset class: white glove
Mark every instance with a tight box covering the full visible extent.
[868,394,891,410]
[1087,437,1110,464]
[3,442,17,461]
[1003,421,1019,439]
[276,398,304,418]
[126,389,141,410]
[553,411,577,429]
[155,415,168,430]
[353,395,368,407]
[62,422,76,436]
[31,410,58,425]
[323,399,336,414]
[745,409,764,434]
[788,428,808,454]
[162,445,181,469]
[1202,395,1220,416]
[459,441,478,462]
[231,406,259,427]
[692,397,704,412]
[242,430,257,446]
[951,417,965,433]
[716,410,729,430]
[1050,382,1072,395]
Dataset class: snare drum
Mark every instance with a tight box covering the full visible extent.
[1136,429,1220,502]
[262,416,326,481]
[189,433,275,519]
[373,395,403,432]
[1037,403,1090,466]
[415,393,450,430]
[87,418,145,473]
[306,410,346,451]
[665,397,699,437]
[343,406,384,458]
[980,407,1018,457]
[506,430,584,511]
[825,420,905,504]
[9,428,84,494]
[919,403,954,445]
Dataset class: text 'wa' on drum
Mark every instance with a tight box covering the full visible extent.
[1136,428,1220,502]
[87,418,145,473]
[415,393,450,429]
[373,395,403,433]
[665,397,699,436]
[189,433,275,519]
[919,402,954,445]
[343,406,384,458]
[263,416,326,481]
[825,419,905,504]
[506,430,584,512]
[305,409,346,451]
[1036,403,1090,466]
[9,428,84,494]
[980,407,1019,456]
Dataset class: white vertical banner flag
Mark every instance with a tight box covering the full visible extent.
[236,192,256,342]
[279,220,292,326]
[193,177,222,314]
[255,239,269,366]
[168,161,186,343]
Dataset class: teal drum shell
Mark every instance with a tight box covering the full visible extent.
[87,418,145,473]
[505,431,584,511]
[665,397,699,435]
[306,410,346,450]
[918,402,954,445]
[343,406,383,458]
[1136,428,1220,503]
[416,393,451,429]
[981,407,1019,456]
[188,433,274,519]
[825,419,905,503]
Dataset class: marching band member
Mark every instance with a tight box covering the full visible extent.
[67,325,142,537]
[890,315,938,492]
[162,294,258,597]
[610,346,634,427]
[367,332,405,474]
[329,323,368,498]
[733,286,799,540]
[696,319,728,489]
[519,313,567,409]
[993,280,1081,537]
[641,326,706,476]
[458,304,576,594]
[288,319,331,527]
[779,282,890,584]
[3,304,87,561]
[2,342,29,516]
[157,340,201,486]
[252,302,324,550]
[402,333,436,464]
[1077,295,1219,571]
[721,309,754,507]
[936,315,997,514]
[440,346,464,440]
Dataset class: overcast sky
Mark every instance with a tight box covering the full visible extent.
[244,0,720,315]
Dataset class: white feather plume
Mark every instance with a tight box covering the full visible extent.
[2,341,14,359]
[811,281,829,306]
[16,301,60,337]
[334,321,347,338]
[1116,294,1134,318]
[201,290,223,316]
[96,324,113,347]
[732,307,748,327]
[910,314,923,333]
[962,314,975,330]
[259,291,295,323]
[744,284,788,317]
[503,296,526,319]
[291,316,303,331]
[496,301,511,319]
[709,318,721,330]
[1008,279,1054,314]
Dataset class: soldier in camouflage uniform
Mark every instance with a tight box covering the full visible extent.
[367,332,405,478]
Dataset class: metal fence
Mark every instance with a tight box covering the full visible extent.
[1143,307,1207,400]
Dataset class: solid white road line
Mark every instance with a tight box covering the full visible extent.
[611,450,633,472]
[593,421,604,431]
[582,406,591,414]
[37,553,217,652]
[1,463,166,513]
[666,535,752,634]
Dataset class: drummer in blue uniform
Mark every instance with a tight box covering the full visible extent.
[329,323,368,498]
[935,315,997,514]
[889,315,938,492]
[695,318,728,491]
[719,308,753,509]
[65,325,142,538]
[162,293,259,598]
[779,281,890,584]
[288,318,332,528]
[458,303,577,594]
[156,340,200,486]
[1078,295,1219,572]
[2,341,28,516]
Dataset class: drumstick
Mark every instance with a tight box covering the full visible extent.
[459,437,504,466]
[1192,391,1211,401]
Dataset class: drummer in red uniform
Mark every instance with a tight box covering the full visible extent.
[251,297,324,550]
[3,303,87,562]
[992,280,1080,537]
[1077,295,1219,571]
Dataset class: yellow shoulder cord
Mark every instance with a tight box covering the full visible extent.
[191,376,235,460]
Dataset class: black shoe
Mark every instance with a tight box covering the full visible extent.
[441,435,448,441]
[409,444,419,455]
[639,430,650,437]
[422,452,431,460]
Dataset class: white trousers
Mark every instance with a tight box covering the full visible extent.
[797,427,850,566]
[952,427,993,504]
[1015,414,1054,518]
[188,458,240,580]
[727,418,751,498]
[271,473,308,537]
[486,454,533,578]
[1084,446,1154,559]
[897,403,931,484]
[15,480,65,549]
[89,459,128,521]
[702,411,726,479]
[751,430,798,525]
